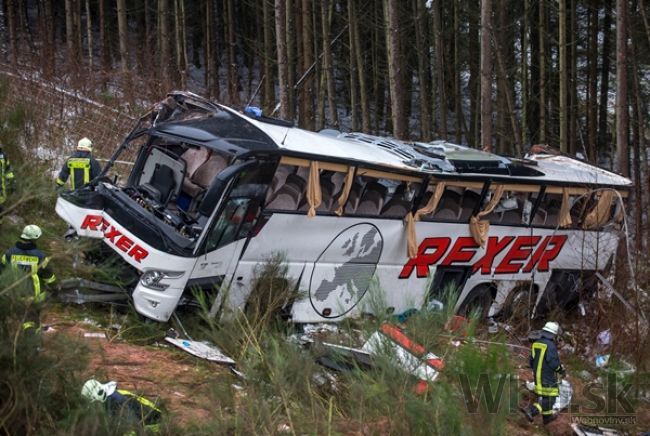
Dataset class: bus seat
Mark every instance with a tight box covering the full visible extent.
[343,182,364,214]
[546,208,559,227]
[267,184,302,210]
[296,165,310,181]
[270,165,294,194]
[183,154,228,197]
[381,199,411,217]
[140,163,176,204]
[501,210,521,224]
[459,191,480,221]
[363,181,388,200]
[356,190,384,215]
[330,171,345,197]
[285,173,307,193]
[434,208,457,220]
[436,191,462,219]
[180,147,210,180]
[532,208,547,225]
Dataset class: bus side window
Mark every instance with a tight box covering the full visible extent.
[205,164,273,251]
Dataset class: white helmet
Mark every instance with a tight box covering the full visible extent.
[77,137,93,152]
[21,224,42,240]
[81,379,117,403]
[542,321,561,336]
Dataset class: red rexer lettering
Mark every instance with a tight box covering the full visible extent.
[399,234,568,279]
[80,214,149,262]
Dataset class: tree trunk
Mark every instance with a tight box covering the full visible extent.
[414,0,431,141]
[286,0,296,119]
[275,0,290,119]
[85,0,93,71]
[598,0,613,154]
[158,0,172,88]
[225,0,239,106]
[351,0,370,133]
[117,0,128,74]
[432,0,447,139]
[299,0,315,129]
[468,1,480,147]
[568,0,577,154]
[7,0,17,66]
[348,1,359,131]
[262,0,274,113]
[615,0,628,176]
[321,0,339,127]
[384,0,408,139]
[521,0,529,147]
[559,0,568,152]
[480,0,493,151]
[538,0,546,143]
[586,1,598,161]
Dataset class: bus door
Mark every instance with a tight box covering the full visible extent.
[187,160,275,315]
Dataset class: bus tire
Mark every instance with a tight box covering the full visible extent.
[500,285,538,326]
[458,284,495,319]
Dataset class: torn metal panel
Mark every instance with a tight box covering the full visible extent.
[164,337,235,365]
[57,278,128,304]
[362,323,444,382]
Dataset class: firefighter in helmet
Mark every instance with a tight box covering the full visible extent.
[0,143,15,209]
[55,137,102,190]
[81,379,162,432]
[520,321,565,425]
[0,224,56,332]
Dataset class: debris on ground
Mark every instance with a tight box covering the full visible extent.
[362,323,444,383]
[165,336,235,365]
[570,422,621,435]
[524,378,573,411]
[58,278,128,304]
[595,354,610,368]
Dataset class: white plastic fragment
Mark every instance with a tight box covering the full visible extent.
[165,337,235,365]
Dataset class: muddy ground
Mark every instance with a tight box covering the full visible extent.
[41,305,650,435]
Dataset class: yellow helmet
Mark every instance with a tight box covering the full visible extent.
[81,379,116,402]
[77,137,93,152]
[21,224,42,240]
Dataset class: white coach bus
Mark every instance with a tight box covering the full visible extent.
[55,92,631,323]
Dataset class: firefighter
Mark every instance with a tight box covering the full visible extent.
[0,225,56,332]
[520,321,565,425]
[55,137,102,190]
[0,144,15,209]
[81,379,162,432]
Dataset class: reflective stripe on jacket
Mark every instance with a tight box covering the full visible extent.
[1,241,56,301]
[529,333,562,397]
[0,151,14,204]
[56,150,102,189]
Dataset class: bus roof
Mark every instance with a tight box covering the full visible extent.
[146,92,632,189]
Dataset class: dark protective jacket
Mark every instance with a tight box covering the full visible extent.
[0,149,15,204]
[529,331,564,397]
[106,389,162,431]
[56,150,102,189]
[1,240,56,301]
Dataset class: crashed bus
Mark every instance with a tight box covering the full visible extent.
[55,92,631,324]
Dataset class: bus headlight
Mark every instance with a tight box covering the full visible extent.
[140,270,184,291]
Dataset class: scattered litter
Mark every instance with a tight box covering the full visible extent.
[230,367,246,379]
[394,308,418,323]
[172,391,185,398]
[362,323,444,383]
[578,302,586,316]
[83,332,106,339]
[487,318,498,334]
[288,323,342,345]
[595,354,610,368]
[570,423,621,436]
[446,315,470,336]
[553,379,573,410]
[577,370,593,381]
[525,379,572,411]
[231,384,245,391]
[276,423,292,433]
[426,298,444,311]
[319,342,374,370]
[597,329,611,347]
[81,317,101,328]
[165,337,235,365]
[561,344,576,354]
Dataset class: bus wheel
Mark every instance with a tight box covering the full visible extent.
[500,285,538,328]
[458,284,494,320]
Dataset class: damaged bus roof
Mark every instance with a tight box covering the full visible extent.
[145,91,632,189]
